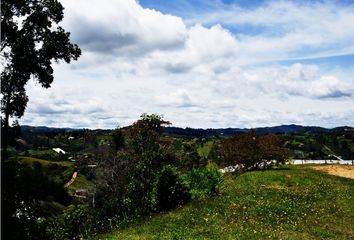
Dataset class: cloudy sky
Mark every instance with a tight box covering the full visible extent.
[21,0,354,129]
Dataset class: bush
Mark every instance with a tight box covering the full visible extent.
[156,165,191,211]
[45,205,92,240]
[186,162,223,199]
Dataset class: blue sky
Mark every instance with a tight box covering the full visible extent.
[19,0,354,128]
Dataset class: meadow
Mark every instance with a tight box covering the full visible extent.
[100,165,354,240]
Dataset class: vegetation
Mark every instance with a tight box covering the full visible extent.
[218,131,288,169]
[18,156,74,168]
[2,1,352,240]
[2,159,72,240]
[2,114,227,239]
[1,113,352,239]
[285,131,354,160]
[186,162,223,199]
[156,165,191,211]
[101,165,354,240]
[1,0,81,155]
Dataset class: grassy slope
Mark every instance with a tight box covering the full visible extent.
[16,156,75,185]
[197,140,214,159]
[100,166,354,240]
[18,156,74,167]
[68,173,95,190]
[18,156,94,194]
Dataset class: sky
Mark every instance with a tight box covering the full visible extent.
[20,0,354,129]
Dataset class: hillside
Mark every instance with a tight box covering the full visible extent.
[100,165,354,240]
[163,125,354,138]
[5,121,353,240]
[20,124,354,137]
[17,124,354,160]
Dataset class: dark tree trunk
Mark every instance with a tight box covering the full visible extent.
[2,112,10,160]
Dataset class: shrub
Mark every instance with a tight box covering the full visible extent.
[45,205,92,240]
[156,165,191,211]
[186,162,223,199]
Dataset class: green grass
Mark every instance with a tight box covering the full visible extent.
[18,156,74,167]
[96,135,113,146]
[197,140,214,159]
[99,165,354,240]
[20,148,59,156]
[68,174,95,190]
[17,156,75,184]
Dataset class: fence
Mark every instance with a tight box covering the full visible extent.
[292,159,354,165]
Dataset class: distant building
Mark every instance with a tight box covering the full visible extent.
[68,157,76,162]
[15,138,28,146]
[52,148,66,154]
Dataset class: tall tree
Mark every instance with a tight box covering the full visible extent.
[127,114,171,214]
[1,0,81,156]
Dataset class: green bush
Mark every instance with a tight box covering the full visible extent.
[186,162,223,199]
[45,205,92,240]
[156,165,191,211]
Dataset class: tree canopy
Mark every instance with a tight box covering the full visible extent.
[219,131,288,169]
[1,0,81,153]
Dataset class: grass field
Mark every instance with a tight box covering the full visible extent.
[17,156,75,184]
[99,165,354,240]
[18,156,74,167]
[17,156,94,192]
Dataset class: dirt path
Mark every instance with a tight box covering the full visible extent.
[311,165,354,180]
[64,171,77,188]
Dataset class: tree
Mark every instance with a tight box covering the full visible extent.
[127,114,171,214]
[2,160,71,240]
[218,131,259,168]
[112,127,125,151]
[90,114,174,226]
[219,131,288,170]
[0,119,21,150]
[1,0,81,156]
[259,134,288,165]
[179,141,202,170]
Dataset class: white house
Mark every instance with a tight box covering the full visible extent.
[52,148,66,154]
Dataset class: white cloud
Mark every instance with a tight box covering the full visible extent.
[245,64,354,99]
[309,76,353,99]
[62,0,187,56]
[186,1,354,61]
[17,0,354,129]
[155,89,196,108]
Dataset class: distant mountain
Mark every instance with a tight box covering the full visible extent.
[21,125,80,134]
[253,125,328,134]
[163,125,353,138]
[20,124,353,138]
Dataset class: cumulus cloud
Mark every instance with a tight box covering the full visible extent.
[309,76,353,99]
[62,0,187,56]
[149,24,239,74]
[185,0,354,61]
[155,89,199,108]
[246,64,354,99]
[17,0,354,129]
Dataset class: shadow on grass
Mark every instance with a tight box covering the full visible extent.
[252,165,292,172]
